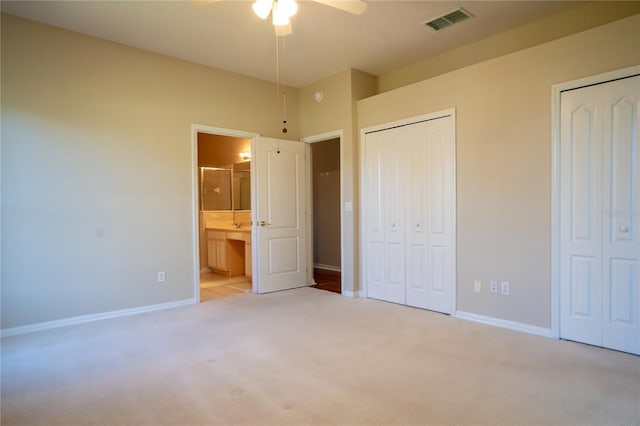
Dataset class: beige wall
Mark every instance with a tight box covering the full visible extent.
[0,14,298,329]
[299,69,377,294]
[358,14,640,328]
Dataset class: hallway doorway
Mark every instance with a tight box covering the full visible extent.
[309,137,342,294]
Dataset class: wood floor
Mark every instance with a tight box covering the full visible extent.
[311,268,341,294]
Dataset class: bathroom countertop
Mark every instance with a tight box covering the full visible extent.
[205,222,251,232]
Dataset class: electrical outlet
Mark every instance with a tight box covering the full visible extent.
[157,272,166,283]
[490,280,498,294]
[473,280,482,293]
[501,281,510,296]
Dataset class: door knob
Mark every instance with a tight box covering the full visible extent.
[618,226,630,233]
[259,221,271,227]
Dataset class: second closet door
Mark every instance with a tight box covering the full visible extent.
[559,75,639,354]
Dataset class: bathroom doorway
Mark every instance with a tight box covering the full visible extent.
[309,137,342,294]
[196,130,254,302]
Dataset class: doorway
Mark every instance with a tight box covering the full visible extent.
[192,126,257,303]
[300,132,344,295]
[310,138,342,294]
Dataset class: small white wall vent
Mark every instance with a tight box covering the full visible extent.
[424,8,473,31]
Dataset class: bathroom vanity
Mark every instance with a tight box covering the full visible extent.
[205,226,252,278]
[199,159,252,278]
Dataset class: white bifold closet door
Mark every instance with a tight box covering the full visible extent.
[362,114,455,314]
[560,75,640,354]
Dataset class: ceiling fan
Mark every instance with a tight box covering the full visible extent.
[195,0,368,36]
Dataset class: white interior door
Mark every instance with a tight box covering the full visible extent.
[381,127,406,304]
[253,136,308,294]
[559,84,604,347]
[601,77,640,354]
[362,111,456,314]
[405,118,456,313]
[560,75,639,354]
[362,130,385,301]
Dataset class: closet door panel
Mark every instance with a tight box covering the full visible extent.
[560,88,603,345]
[405,122,430,309]
[426,118,455,314]
[601,76,639,354]
[382,130,406,304]
[362,132,385,300]
[407,244,428,295]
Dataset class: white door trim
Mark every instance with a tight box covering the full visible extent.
[190,124,259,300]
[301,130,344,294]
[359,108,457,312]
[550,65,640,339]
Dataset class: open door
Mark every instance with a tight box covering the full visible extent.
[253,136,308,293]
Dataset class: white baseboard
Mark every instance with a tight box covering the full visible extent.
[454,311,553,338]
[313,263,341,272]
[1,298,197,338]
[342,290,363,298]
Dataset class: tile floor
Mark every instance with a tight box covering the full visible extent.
[200,271,252,302]
[200,268,341,302]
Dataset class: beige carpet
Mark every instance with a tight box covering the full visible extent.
[1,288,639,425]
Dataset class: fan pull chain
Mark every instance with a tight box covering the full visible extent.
[275,34,287,136]
[275,34,278,112]
[279,35,288,135]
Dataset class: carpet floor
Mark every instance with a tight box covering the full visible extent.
[1,288,638,425]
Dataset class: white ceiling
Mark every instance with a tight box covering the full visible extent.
[1,0,581,88]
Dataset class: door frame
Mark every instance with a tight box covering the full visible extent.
[550,65,640,339]
[301,130,344,294]
[190,124,259,300]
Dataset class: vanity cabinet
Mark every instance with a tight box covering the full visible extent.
[244,241,252,278]
[207,231,228,272]
[206,230,249,276]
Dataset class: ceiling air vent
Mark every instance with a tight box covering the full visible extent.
[424,8,473,31]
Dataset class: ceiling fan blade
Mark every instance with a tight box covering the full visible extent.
[312,0,367,15]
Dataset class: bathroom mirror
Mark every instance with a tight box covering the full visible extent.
[200,161,251,211]
[232,161,251,211]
